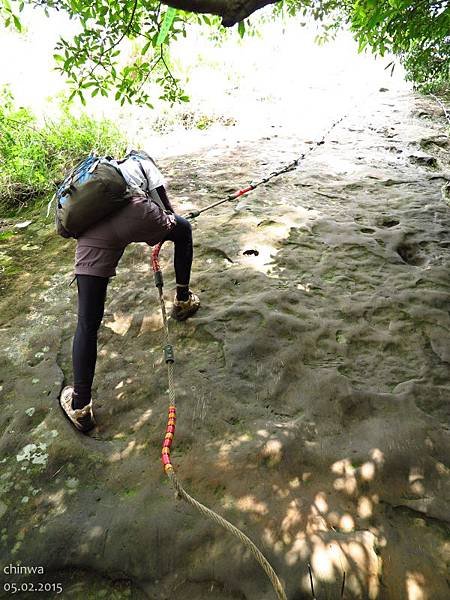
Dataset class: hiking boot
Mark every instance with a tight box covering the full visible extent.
[171,291,200,321]
[59,386,96,433]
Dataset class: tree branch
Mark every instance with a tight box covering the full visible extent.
[103,0,139,56]
[161,0,281,27]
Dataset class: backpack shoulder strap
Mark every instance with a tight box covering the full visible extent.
[134,158,151,192]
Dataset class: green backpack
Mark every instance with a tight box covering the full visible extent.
[55,155,130,238]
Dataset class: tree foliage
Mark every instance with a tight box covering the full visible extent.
[346,0,449,91]
[282,1,450,91]
[0,0,448,106]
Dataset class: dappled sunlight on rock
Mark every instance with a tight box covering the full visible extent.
[410,479,425,495]
[114,377,135,401]
[296,281,313,292]
[360,460,376,480]
[327,511,340,529]
[262,526,277,548]
[131,408,153,432]
[289,476,300,489]
[313,491,328,513]
[45,490,67,517]
[109,440,136,462]
[331,458,355,476]
[306,513,329,534]
[333,474,358,495]
[236,206,319,276]
[87,526,104,540]
[260,438,283,466]
[104,312,133,336]
[139,312,163,334]
[281,500,302,532]
[235,494,268,515]
[409,466,425,495]
[284,530,380,598]
[310,539,337,581]
[406,571,426,600]
[286,533,309,565]
[357,496,373,519]
[216,433,253,464]
[272,484,290,500]
[240,242,277,274]
[370,448,385,466]
[435,461,449,476]
[339,514,355,532]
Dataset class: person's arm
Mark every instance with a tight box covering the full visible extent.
[150,185,175,213]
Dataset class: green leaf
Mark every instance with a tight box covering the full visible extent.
[53,54,65,63]
[156,7,177,46]
[12,14,22,31]
[238,21,245,38]
[358,38,368,53]
[141,40,152,55]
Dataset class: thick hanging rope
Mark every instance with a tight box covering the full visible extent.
[152,242,287,600]
[152,114,352,599]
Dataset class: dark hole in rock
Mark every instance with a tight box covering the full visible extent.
[408,154,438,168]
[257,219,277,227]
[243,249,259,256]
[396,243,427,266]
[380,218,400,228]
[361,227,376,234]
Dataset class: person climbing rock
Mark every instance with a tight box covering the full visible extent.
[59,150,200,433]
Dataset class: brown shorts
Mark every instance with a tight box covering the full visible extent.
[75,197,176,278]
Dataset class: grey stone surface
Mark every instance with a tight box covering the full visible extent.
[0,92,449,599]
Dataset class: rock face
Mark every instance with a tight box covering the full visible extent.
[0,93,449,600]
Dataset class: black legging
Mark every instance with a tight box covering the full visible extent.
[163,214,193,285]
[72,215,192,408]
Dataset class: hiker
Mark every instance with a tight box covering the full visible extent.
[59,150,200,433]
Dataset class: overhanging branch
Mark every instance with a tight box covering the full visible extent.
[162,0,281,27]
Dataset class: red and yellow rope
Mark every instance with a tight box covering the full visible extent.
[161,405,176,473]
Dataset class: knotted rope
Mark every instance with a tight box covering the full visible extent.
[151,114,352,597]
[152,242,287,600]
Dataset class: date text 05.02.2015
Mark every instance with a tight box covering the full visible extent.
[3,582,63,595]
